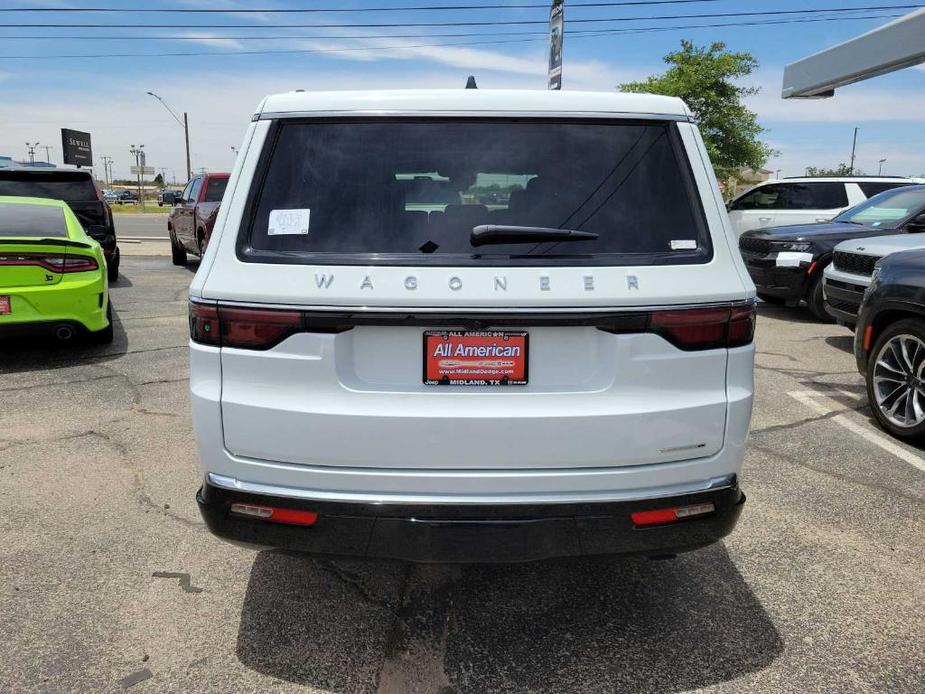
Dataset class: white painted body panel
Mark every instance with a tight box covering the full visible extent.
[190,90,755,504]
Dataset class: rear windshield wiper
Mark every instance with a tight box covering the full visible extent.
[471,225,599,247]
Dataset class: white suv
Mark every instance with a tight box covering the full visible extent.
[190,89,755,563]
[727,177,919,236]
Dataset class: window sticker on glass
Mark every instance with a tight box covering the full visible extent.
[268,208,310,236]
[670,239,697,250]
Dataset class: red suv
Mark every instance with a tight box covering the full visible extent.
[168,172,229,265]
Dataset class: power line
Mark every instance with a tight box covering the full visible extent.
[0,14,904,59]
[0,4,920,29]
[0,13,903,42]
[1,0,723,11]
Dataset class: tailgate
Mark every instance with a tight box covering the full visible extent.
[218,312,733,470]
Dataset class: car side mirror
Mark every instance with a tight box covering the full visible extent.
[907,213,925,233]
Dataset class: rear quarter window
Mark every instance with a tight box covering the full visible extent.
[0,203,68,237]
[238,118,711,267]
[858,182,913,197]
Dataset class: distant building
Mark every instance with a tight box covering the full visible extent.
[0,155,15,169]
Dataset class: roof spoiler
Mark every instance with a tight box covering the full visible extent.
[0,238,92,249]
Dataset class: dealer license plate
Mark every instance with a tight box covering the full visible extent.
[423,331,528,386]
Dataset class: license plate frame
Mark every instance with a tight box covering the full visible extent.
[423,330,529,386]
[0,296,10,315]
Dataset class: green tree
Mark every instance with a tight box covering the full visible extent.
[619,40,775,180]
[804,163,858,177]
[153,173,165,187]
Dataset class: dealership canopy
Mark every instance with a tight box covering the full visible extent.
[782,8,925,99]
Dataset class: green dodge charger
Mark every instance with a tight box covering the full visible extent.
[0,195,112,343]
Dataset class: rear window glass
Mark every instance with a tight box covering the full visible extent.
[205,177,228,202]
[240,119,710,266]
[0,174,97,202]
[0,203,68,237]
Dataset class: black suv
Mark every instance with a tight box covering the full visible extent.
[739,185,925,321]
[0,169,120,280]
[855,248,925,441]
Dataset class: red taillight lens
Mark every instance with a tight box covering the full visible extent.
[0,253,98,273]
[650,303,755,350]
[189,302,303,349]
[727,304,756,347]
[230,503,318,526]
[220,307,302,349]
[631,502,715,527]
[189,302,220,345]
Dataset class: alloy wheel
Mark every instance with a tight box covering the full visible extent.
[872,334,925,428]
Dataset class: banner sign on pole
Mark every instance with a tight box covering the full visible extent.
[548,0,564,90]
[61,128,93,167]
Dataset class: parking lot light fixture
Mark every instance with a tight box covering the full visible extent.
[146,91,192,181]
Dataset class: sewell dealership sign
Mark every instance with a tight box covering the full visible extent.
[61,128,93,167]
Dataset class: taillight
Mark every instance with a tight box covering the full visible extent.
[220,307,302,349]
[650,303,755,350]
[189,302,301,349]
[0,253,98,273]
[189,302,220,345]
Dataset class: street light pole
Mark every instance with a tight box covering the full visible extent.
[129,144,145,211]
[849,127,859,174]
[878,158,887,175]
[146,91,192,181]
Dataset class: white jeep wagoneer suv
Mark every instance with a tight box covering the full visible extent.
[190,89,755,562]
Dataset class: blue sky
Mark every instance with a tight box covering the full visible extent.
[1,0,923,181]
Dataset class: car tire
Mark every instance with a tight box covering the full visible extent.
[107,248,120,282]
[197,228,208,257]
[866,318,925,441]
[171,231,187,266]
[757,292,785,305]
[88,302,114,345]
[806,275,835,323]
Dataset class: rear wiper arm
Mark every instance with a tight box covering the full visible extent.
[471,224,598,247]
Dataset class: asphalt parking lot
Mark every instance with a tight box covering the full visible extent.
[1,256,923,693]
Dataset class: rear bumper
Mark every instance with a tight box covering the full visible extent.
[197,476,745,563]
[0,274,108,335]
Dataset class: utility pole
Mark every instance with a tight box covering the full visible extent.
[129,144,145,211]
[43,145,53,165]
[25,141,39,166]
[101,156,113,187]
[849,127,859,174]
[878,158,887,175]
[146,91,192,181]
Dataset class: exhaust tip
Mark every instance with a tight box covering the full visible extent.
[55,325,75,341]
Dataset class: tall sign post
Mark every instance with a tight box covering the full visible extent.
[61,129,93,168]
[548,0,564,90]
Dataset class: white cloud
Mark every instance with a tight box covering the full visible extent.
[175,33,245,50]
